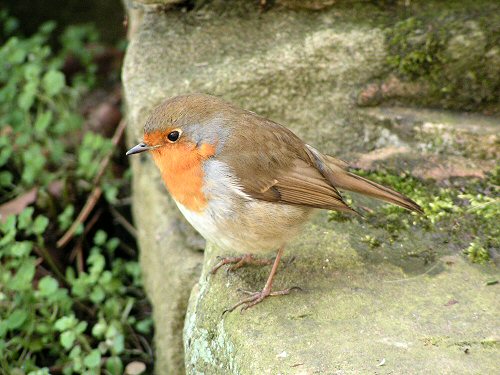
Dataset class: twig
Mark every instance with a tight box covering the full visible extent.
[76,240,84,275]
[84,208,103,235]
[109,204,137,238]
[92,119,127,186]
[33,245,67,285]
[118,240,137,257]
[56,187,102,248]
[138,333,154,358]
[57,119,127,248]
[69,208,102,266]
[69,238,84,275]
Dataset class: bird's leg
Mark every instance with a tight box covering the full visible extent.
[223,246,301,314]
[210,253,273,275]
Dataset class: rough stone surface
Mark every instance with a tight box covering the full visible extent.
[355,107,499,180]
[122,1,499,373]
[185,218,499,374]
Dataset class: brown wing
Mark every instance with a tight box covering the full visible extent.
[218,111,354,213]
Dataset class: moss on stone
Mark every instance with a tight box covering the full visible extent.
[329,167,500,265]
[464,240,492,264]
[384,0,500,112]
[185,210,499,373]
[123,1,499,372]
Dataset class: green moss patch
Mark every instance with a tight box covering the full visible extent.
[329,167,499,264]
[384,1,500,112]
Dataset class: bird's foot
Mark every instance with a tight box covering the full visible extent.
[222,286,302,315]
[210,254,273,275]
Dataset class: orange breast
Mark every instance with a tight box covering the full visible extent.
[150,141,216,212]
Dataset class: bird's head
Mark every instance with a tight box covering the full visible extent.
[126,93,233,169]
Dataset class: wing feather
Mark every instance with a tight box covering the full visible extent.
[218,110,354,212]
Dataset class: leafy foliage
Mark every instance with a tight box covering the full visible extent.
[0,14,151,374]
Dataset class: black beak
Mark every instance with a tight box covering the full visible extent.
[126,142,151,156]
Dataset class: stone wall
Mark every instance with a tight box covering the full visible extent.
[122,1,499,373]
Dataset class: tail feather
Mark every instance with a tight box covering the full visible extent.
[305,145,423,214]
[330,170,423,213]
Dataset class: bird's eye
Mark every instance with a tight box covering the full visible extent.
[167,130,180,142]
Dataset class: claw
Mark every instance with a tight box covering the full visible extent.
[219,246,300,315]
[211,254,273,275]
[223,286,302,315]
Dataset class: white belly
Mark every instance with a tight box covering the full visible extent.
[174,159,312,254]
[175,199,312,254]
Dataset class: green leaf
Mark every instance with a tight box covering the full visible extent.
[34,111,53,134]
[106,238,119,252]
[0,321,8,338]
[93,230,107,246]
[35,322,51,335]
[58,205,74,231]
[10,259,36,291]
[89,286,105,304]
[103,183,118,204]
[88,251,105,277]
[10,241,32,257]
[39,21,56,35]
[18,207,34,230]
[60,330,76,349]
[18,81,37,110]
[0,215,16,233]
[75,223,84,236]
[21,145,46,185]
[83,349,101,368]
[105,356,123,375]
[0,146,12,167]
[0,171,12,186]
[0,224,16,247]
[32,215,49,234]
[42,70,65,96]
[38,275,58,296]
[8,45,26,64]
[24,63,42,81]
[69,344,82,359]
[55,315,77,331]
[112,333,125,354]
[91,320,107,338]
[75,321,88,334]
[106,324,125,354]
[6,309,28,330]
[27,368,50,375]
[135,318,153,334]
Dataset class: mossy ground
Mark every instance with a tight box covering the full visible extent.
[330,167,500,265]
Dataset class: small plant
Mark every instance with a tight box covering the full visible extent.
[464,240,490,264]
[0,14,151,374]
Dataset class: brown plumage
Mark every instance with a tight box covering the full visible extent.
[127,93,423,312]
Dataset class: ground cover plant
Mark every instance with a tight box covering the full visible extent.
[0,12,152,374]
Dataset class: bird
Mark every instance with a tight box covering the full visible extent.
[126,93,423,313]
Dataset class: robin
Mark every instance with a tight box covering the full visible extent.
[127,93,422,313]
